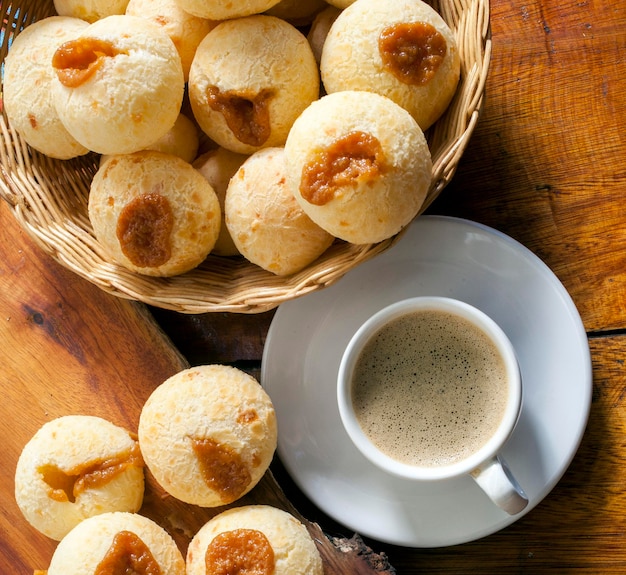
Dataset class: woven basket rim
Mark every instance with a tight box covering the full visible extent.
[0,0,492,314]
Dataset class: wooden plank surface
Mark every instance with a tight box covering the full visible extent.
[2,0,626,573]
[0,202,393,575]
[431,0,626,332]
[151,0,626,572]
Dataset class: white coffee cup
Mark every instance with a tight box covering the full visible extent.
[337,296,528,515]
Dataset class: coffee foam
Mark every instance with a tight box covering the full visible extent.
[351,310,509,467]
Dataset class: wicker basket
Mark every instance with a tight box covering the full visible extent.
[0,0,491,313]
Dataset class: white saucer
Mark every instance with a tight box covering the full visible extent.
[261,216,592,548]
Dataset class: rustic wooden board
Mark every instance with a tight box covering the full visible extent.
[430,0,626,332]
[0,200,393,575]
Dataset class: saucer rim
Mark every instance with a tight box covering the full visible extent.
[261,215,592,547]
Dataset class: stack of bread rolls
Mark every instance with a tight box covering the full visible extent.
[16,364,323,575]
[4,0,460,277]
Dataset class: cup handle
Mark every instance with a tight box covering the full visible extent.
[470,455,528,515]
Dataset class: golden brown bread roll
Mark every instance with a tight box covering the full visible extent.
[14,415,144,541]
[193,147,249,257]
[320,0,460,130]
[186,506,323,575]
[226,147,334,275]
[47,512,185,575]
[125,0,216,81]
[89,150,221,277]
[53,0,130,22]
[51,15,184,155]
[189,15,320,155]
[284,90,432,244]
[174,0,282,20]
[138,365,277,507]
[3,16,90,160]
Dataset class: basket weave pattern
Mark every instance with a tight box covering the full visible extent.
[0,0,491,313]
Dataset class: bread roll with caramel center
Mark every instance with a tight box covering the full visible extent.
[138,365,277,507]
[284,91,432,244]
[321,0,460,130]
[52,15,184,155]
[14,416,144,541]
[47,512,185,575]
[187,506,323,575]
[89,150,220,277]
[189,15,319,155]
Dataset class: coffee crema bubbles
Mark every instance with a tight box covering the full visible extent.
[351,309,509,468]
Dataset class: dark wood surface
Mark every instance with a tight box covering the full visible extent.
[153,0,626,572]
[2,0,625,573]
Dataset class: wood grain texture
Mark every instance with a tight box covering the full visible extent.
[0,205,187,574]
[149,1,626,573]
[0,201,393,575]
[430,0,626,331]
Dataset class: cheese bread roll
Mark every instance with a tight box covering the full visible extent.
[3,16,89,159]
[138,365,277,507]
[14,415,144,541]
[89,150,220,277]
[284,91,432,244]
[52,15,184,155]
[47,512,185,575]
[189,15,319,155]
[321,0,460,130]
[187,506,323,575]
[226,147,333,275]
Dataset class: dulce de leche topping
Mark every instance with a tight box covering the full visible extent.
[205,529,275,575]
[206,86,273,147]
[300,131,387,206]
[95,530,162,575]
[52,37,127,88]
[116,192,174,268]
[39,442,143,503]
[378,22,447,86]
[190,437,252,503]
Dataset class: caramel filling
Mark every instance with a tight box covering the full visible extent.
[205,529,275,575]
[206,86,273,147]
[116,192,174,268]
[52,37,126,88]
[379,22,447,86]
[39,442,143,503]
[95,531,162,575]
[300,131,387,206]
[190,437,252,503]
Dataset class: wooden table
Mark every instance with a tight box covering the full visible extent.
[153,0,626,572]
[2,0,625,573]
